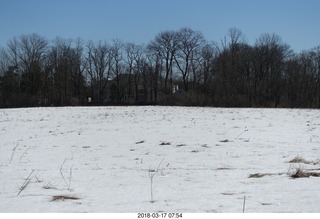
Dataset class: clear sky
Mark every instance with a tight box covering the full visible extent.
[1,0,319,52]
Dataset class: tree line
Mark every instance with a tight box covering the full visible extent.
[1,27,320,108]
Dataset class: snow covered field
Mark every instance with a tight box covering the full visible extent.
[0,106,320,213]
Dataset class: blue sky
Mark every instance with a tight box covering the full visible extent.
[1,0,319,52]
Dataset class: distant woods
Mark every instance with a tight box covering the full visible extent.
[1,28,320,108]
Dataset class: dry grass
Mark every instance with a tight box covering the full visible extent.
[160,142,171,145]
[216,167,234,170]
[290,169,320,178]
[135,140,145,144]
[17,170,35,196]
[51,195,80,201]
[219,139,230,143]
[221,192,234,196]
[249,173,271,178]
[288,156,313,164]
[249,172,284,178]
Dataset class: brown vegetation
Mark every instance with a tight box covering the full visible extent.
[288,156,313,164]
[249,173,284,178]
[160,142,171,145]
[219,139,231,143]
[51,195,80,201]
[290,169,320,178]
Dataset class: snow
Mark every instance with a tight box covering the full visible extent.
[0,106,320,213]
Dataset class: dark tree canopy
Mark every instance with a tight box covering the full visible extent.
[1,29,320,108]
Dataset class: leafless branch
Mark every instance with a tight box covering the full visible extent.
[17,169,35,196]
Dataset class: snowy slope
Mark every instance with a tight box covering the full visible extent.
[0,106,320,213]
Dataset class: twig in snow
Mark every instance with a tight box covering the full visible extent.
[34,171,42,183]
[19,146,30,163]
[17,169,35,196]
[149,169,155,203]
[236,127,248,139]
[60,159,72,191]
[242,196,246,213]
[60,159,69,189]
[155,159,164,173]
[148,159,164,203]
[9,143,19,164]
[68,166,73,189]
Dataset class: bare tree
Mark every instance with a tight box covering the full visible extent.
[85,40,114,104]
[0,48,16,106]
[0,47,10,76]
[227,28,247,52]
[6,33,48,104]
[310,46,320,107]
[124,42,145,102]
[2,27,320,108]
[253,33,292,106]
[71,38,87,103]
[174,28,205,91]
[124,42,136,99]
[148,30,179,93]
[146,47,162,103]
[110,39,124,102]
[285,48,320,107]
[198,42,218,101]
